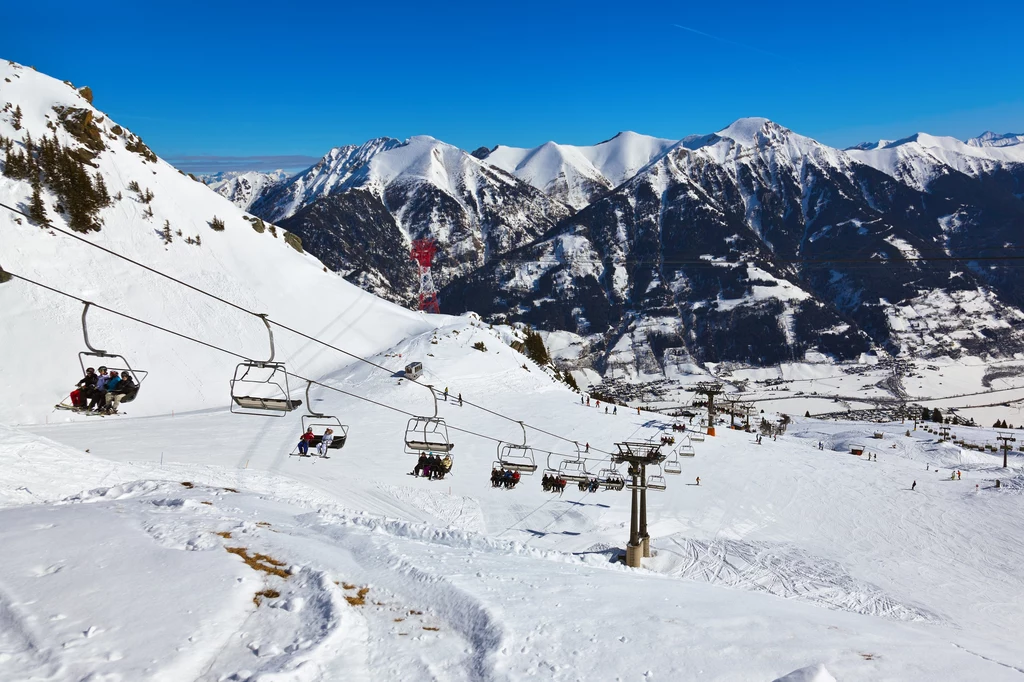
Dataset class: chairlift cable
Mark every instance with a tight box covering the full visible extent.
[6,269,600,458]
[0,202,612,455]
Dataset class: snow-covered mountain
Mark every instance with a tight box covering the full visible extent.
[0,59,436,423]
[967,131,1024,148]
[264,136,574,305]
[846,132,1024,191]
[206,169,291,211]
[474,131,677,209]
[445,117,1024,378]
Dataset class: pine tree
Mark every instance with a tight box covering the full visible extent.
[12,105,22,130]
[195,234,201,246]
[523,329,550,365]
[127,179,141,193]
[143,204,154,219]
[93,172,110,208]
[142,188,154,203]
[28,174,47,226]
[209,216,225,231]
[162,220,172,244]
[932,408,943,423]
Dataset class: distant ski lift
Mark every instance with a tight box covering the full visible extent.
[405,383,454,453]
[293,381,348,454]
[58,301,148,410]
[404,361,423,380]
[497,422,537,474]
[230,315,301,416]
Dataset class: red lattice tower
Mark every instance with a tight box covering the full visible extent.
[410,238,441,314]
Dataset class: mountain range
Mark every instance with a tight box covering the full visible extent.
[210,117,1024,381]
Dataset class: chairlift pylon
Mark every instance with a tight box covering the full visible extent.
[405,384,454,454]
[496,421,537,474]
[230,315,301,416]
[58,301,148,410]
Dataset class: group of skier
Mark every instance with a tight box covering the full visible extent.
[68,366,138,414]
[541,473,567,493]
[410,452,453,480]
[490,467,521,489]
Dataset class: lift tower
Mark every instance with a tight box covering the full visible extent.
[612,441,666,567]
[693,382,724,437]
[410,238,440,314]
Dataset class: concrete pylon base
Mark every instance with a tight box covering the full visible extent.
[642,536,650,557]
[626,543,644,568]
[707,426,716,437]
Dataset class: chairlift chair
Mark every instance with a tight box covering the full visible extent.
[290,382,348,455]
[230,314,301,416]
[57,302,148,411]
[679,443,695,457]
[597,467,626,491]
[663,450,682,475]
[689,429,706,442]
[497,422,537,474]
[647,465,667,491]
[404,383,454,454]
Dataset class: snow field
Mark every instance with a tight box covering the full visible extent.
[4,320,1021,680]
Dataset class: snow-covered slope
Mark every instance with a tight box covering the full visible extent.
[479,131,677,209]
[206,169,292,211]
[0,59,436,423]
[5,323,1024,680]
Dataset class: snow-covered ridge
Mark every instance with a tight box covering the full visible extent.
[478,131,677,209]
[0,58,436,423]
[206,169,291,211]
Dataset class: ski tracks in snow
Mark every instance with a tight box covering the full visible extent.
[652,534,941,623]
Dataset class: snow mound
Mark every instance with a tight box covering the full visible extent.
[772,664,837,682]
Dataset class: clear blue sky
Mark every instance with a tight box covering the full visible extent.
[5,0,1022,167]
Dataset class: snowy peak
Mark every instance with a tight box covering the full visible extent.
[847,131,1024,190]
[967,131,1024,148]
[714,116,774,147]
[207,170,291,211]
[478,131,676,209]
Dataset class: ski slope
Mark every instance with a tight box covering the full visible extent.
[0,59,437,424]
[4,319,1024,681]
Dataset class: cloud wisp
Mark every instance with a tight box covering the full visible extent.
[672,24,785,60]
[165,154,319,174]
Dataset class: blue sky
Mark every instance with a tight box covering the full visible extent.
[5,0,1022,169]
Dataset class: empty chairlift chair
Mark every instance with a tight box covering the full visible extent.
[404,384,454,454]
[663,449,682,475]
[497,422,537,474]
[554,444,591,483]
[57,301,148,410]
[647,465,667,491]
[230,315,301,416]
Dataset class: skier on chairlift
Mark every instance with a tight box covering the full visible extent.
[297,427,316,456]
[317,428,335,457]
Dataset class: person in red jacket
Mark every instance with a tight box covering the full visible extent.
[297,427,316,456]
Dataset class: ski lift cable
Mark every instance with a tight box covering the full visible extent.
[0,202,611,456]
[5,269,601,459]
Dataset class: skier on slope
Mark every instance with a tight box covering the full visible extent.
[912,480,917,491]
